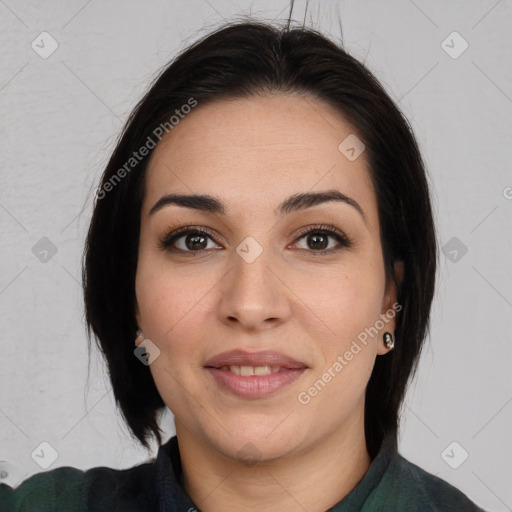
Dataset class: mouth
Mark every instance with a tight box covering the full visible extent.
[204,350,308,398]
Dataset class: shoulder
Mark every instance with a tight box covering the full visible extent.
[0,459,156,512]
[382,453,486,512]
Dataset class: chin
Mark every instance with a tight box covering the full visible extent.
[204,416,308,464]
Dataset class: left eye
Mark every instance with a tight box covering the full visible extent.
[292,226,353,254]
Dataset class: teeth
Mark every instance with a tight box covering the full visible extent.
[254,366,272,376]
[240,365,255,376]
[220,365,283,375]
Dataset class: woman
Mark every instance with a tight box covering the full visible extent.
[0,17,486,512]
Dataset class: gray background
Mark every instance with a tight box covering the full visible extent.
[1,1,511,510]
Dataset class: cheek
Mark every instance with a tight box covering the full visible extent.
[299,264,384,338]
[300,353,373,428]
[135,257,211,373]
[136,246,198,330]
[135,266,202,412]
[301,266,383,395]
[137,281,195,345]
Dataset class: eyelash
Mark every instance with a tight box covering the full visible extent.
[158,223,354,256]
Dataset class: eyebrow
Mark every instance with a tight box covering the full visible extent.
[148,189,366,223]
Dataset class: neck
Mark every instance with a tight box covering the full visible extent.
[176,406,372,512]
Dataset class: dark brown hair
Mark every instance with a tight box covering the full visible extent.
[82,17,438,459]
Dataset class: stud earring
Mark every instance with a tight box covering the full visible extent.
[383,332,394,350]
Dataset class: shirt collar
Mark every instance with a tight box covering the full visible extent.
[328,433,396,510]
[155,435,199,511]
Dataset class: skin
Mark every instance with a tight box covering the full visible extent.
[134,92,402,512]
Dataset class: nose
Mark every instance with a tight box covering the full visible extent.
[217,245,292,332]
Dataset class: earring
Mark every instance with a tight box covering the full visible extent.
[135,329,145,347]
[383,332,394,350]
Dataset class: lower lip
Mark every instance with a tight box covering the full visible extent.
[205,368,307,398]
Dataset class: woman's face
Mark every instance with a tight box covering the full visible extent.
[135,93,399,461]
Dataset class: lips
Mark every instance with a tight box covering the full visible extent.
[204,350,308,398]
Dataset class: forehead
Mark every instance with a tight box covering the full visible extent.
[143,93,378,227]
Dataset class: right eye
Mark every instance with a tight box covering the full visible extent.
[158,226,223,255]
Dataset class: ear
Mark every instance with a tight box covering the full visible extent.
[376,260,403,356]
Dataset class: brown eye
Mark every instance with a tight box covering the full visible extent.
[305,232,329,251]
[181,232,208,251]
[292,225,354,255]
[159,227,222,254]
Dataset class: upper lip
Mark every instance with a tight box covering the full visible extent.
[204,350,308,369]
